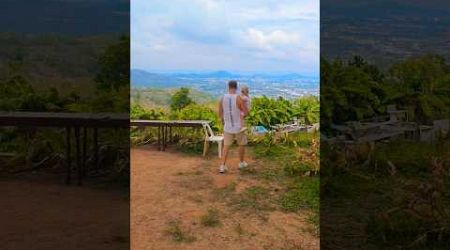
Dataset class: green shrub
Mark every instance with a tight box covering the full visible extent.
[171,103,221,131]
[131,104,166,120]
[200,208,221,227]
[165,220,196,243]
[284,162,315,176]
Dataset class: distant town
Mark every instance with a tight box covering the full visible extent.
[131,69,319,99]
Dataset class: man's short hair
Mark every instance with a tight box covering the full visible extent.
[228,80,238,89]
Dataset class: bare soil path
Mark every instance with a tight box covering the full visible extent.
[131,145,318,250]
[0,173,129,250]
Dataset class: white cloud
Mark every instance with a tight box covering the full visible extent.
[131,0,319,74]
[241,28,301,50]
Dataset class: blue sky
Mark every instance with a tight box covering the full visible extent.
[131,0,319,75]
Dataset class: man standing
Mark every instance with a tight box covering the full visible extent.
[218,80,249,174]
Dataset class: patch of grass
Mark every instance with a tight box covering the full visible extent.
[290,132,316,148]
[249,133,320,227]
[277,240,308,250]
[200,208,221,227]
[175,175,213,190]
[284,162,315,177]
[213,181,237,201]
[251,132,319,178]
[253,144,295,159]
[232,186,275,212]
[252,132,316,158]
[280,177,319,213]
[307,212,320,233]
[323,173,385,199]
[258,164,285,181]
[165,220,196,243]
[373,142,437,176]
[176,141,204,155]
[239,165,258,175]
[280,177,320,231]
[251,145,297,181]
[174,170,203,176]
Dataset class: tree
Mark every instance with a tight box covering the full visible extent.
[91,35,130,112]
[95,35,130,92]
[387,54,450,123]
[321,57,384,126]
[170,88,193,111]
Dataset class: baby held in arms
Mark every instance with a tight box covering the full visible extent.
[239,85,251,133]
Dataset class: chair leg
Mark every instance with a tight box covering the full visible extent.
[218,141,222,158]
[203,139,209,157]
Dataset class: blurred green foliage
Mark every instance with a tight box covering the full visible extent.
[321,55,450,130]
[247,95,319,128]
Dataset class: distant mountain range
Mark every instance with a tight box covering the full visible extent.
[321,0,450,65]
[131,69,314,88]
[131,70,181,88]
[131,69,319,98]
[130,70,241,88]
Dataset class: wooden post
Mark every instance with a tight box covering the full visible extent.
[163,125,167,151]
[158,126,161,151]
[66,127,72,184]
[66,126,71,185]
[82,127,87,177]
[94,127,99,174]
[75,127,81,185]
[203,138,209,157]
[166,126,169,149]
[162,126,165,151]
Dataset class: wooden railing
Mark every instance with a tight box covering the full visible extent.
[0,112,129,185]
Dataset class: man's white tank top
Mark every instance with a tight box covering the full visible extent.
[222,93,242,134]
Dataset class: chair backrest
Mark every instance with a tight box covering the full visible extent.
[387,105,396,112]
[388,113,398,123]
[202,123,215,138]
[307,123,320,133]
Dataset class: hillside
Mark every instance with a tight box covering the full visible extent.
[322,0,450,66]
[131,88,217,109]
[0,33,123,96]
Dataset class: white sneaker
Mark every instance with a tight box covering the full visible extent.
[238,161,248,170]
[219,164,228,174]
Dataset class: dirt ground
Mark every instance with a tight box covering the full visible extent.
[0,173,129,250]
[131,145,318,250]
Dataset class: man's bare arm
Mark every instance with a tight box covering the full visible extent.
[237,96,248,116]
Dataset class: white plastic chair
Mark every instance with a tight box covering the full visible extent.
[202,123,224,158]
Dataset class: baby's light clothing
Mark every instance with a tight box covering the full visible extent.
[240,95,250,131]
[240,95,250,115]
